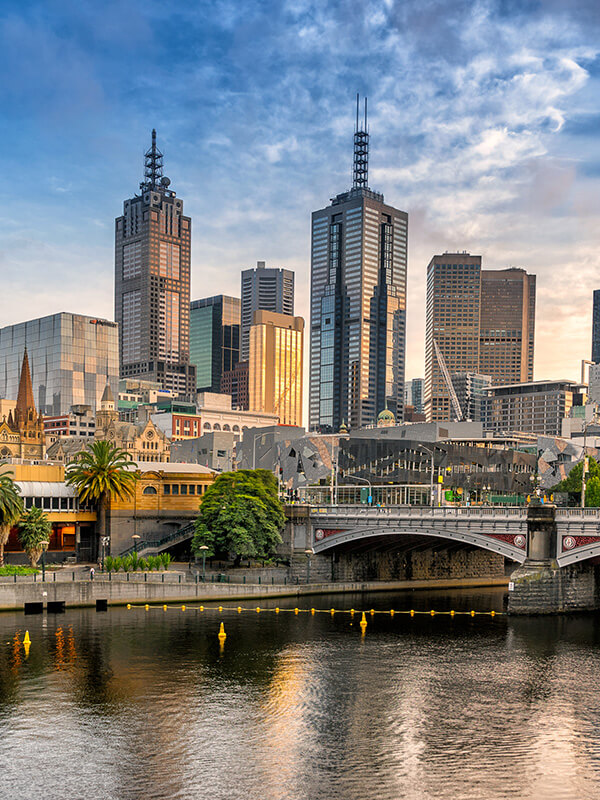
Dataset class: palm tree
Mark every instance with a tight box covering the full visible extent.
[66,441,138,559]
[0,472,24,568]
[17,506,52,567]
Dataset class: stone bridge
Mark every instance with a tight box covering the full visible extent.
[309,505,600,567]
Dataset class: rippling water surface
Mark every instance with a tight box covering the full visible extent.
[1,588,600,800]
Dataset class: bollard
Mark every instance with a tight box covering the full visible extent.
[258,577,261,585]
[243,576,246,584]
[162,573,165,584]
[109,572,112,582]
[53,572,56,583]
[195,575,198,585]
[13,574,16,584]
[144,573,147,583]
[127,573,130,582]
[72,571,75,581]
[284,577,287,585]
[34,573,37,583]
[179,574,181,584]
[271,577,274,585]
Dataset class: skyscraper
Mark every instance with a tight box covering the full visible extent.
[592,289,600,363]
[424,254,536,422]
[309,96,408,432]
[115,130,196,398]
[404,378,424,414]
[189,295,241,393]
[241,262,294,362]
[0,313,119,415]
[248,310,304,426]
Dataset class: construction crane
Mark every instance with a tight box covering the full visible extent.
[433,339,463,421]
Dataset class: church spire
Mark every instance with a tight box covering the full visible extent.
[16,348,35,415]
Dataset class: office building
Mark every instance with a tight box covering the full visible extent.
[592,290,600,363]
[483,380,586,436]
[0,313,118,415]
[451,372,491,422]
[248,310,304,427]
[190,295,240,393]
[220,361,249,410]
[424,255,536,421]
[115,130,195,398]
[241,262,294,361]
[309,96,408,432]
[404,378,424,414]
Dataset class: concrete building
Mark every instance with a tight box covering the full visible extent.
[0,313,119,416]
[483,380,586,436]
[190,295,240,393]
[44,405,96,443]
[171,431,236,472]
[310,97,407,432]
[593,289,600,364]
[220,361,249,410]
[248,310,304,427]
[451,372,492,422]
[115,130,196,397]
[425,256,536,421]
[241,262,294,362]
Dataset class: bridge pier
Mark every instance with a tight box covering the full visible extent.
[509,504,600,614]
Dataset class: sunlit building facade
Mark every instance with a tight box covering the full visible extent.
[241,262,295,362]
[115,130,195,398]
[190,295,241,393]
[248,311,304,426]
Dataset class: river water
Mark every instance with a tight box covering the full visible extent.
[1,588,600,800]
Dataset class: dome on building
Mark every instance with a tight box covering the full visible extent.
[377,407,396,427]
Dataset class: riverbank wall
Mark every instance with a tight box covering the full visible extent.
[0,576,509,612]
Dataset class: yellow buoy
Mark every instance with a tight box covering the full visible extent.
[311,608,315,615]
[330,608,335,615]
[218,622,226,641]
[145,604,149,611]
[256,606,261,613]
[23,631,31,645]
[350,608,355,616]
[490,610,495,617]
[237,606,242,613]
[430,610,435,616]
[127,604,131,610]
[218,606,223,612]
[471,610,475,617]
[450,610,455,617]
[181,605,186,611]
[390,609,395,617]
[163,605,167,611]
[294,608,299,615]
[24,641,31,659]
[199,605,204,612]
[359,612,367,632]
[275,607,280,614]
[410,609,415,617]
[370,609,375,616]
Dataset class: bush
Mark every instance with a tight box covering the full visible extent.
[113,556,123,572]
[122,555,133,572]
[104,555,115,573]
[147,555,159,571]
[0,565,39,576]
[138,557,148,571]
[160,553,172,570]
[130,551,140,571]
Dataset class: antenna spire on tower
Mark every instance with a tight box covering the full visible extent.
[352,94,369,190]
[141,129,164,191]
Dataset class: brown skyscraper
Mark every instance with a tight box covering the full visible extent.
[424,255,535,422]
[115,130,195,398]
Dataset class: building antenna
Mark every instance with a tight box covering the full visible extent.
[352,94,369,190]
[141,129,164,191]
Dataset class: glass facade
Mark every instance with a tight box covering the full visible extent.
[189,295,241,393]
[241,263,295,362]
[0,313,119,415]
[592,290,600,364]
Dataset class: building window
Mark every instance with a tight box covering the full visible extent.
[164,485,171,495]
[143,486,158,495]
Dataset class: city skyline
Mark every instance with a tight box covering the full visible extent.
[1,1,599,395]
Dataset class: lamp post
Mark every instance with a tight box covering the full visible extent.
[100,536,110,571]
[416,445,436,507]
[305,548,313,584]
[132,534,140,557]
[198,545,209,581]
[346,474,373,505]
[39,540,49,582]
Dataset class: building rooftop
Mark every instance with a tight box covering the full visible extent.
[134,461,215,474]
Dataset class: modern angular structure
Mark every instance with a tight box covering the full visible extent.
[0,313,119,415]
[309,96,408,432]
[592,289,600,364]
[189,295,241,393]
[248,310,304,426]
[424,256,536,421]
[241,262,295,362]
[115,130,196,398]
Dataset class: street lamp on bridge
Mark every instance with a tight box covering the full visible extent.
[346,474,373,505]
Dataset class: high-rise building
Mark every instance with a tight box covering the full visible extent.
[592,289,600,363]
[241,262,294,362]
[115,130,196,398]
[248,311,304,427]
[309,96,408,432]
[189,295,240,393]
[424,254,536,421]
[220,361,249,410]
[404,378,424,414]
[479,268,535,383]
[451,372,492,422]
[0,313,119,415]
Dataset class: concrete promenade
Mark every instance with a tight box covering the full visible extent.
[0,575,509,612]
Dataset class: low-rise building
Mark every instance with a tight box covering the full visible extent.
[171,431,236,471]
[483,380,587,436]
[44,405,96,444]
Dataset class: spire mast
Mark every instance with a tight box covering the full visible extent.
[141,129,164,191]
[352,94,369,190]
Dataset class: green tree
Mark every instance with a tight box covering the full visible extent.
[192,469,285,565]
[17,506,52,567]
[553,456,600,506]
[66,441,138,555]
[0,472,23,568]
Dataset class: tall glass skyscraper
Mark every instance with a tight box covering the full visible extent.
[309,97,408,432]
[115,130,196,398]
[240,262,294,362]
[0,313,119,415]
[189,295,241,393]
[592,289,600,363]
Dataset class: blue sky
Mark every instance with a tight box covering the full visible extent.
[1,0,599,385]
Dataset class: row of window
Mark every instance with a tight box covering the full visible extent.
[163,484,206,496]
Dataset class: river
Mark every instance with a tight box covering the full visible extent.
[1,587,600,800]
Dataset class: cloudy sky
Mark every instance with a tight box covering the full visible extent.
[1,0,599,390]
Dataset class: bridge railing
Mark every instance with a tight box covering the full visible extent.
[555,508,600,518]
[311,504,526,517]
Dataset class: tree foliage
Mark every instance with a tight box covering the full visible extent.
[553,456,600,506]
[18,506,52,567]
[0,472,23,568]
[192,469,285,562]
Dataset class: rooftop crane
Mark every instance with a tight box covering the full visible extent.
[433,339,464,422]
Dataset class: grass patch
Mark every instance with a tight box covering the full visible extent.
[0,565,39,576]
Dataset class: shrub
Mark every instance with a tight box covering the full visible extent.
[130,551,140,571]
[138,557,148,572]
[0,565,39,576]
[160,553,172,570]
[104,555,115,573]
[113,556,123,572]
[122,555,133,573]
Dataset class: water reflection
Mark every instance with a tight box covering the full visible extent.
[1,591,600,799]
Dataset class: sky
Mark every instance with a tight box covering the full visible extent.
[1,0,599,392]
